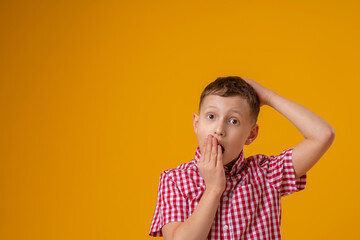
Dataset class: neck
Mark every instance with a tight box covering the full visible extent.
[225,153,241,169]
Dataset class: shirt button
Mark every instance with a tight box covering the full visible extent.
[223,225,229,231]
[223,196,228,202]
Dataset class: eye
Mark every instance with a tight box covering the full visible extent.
[207,113,215,120]
[230,119,238,125]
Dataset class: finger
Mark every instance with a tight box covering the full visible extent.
[204,135,212,163]
[216,144,223,167]
[210,136,218,165]
[243,78,253,84]
[199,137,208,163]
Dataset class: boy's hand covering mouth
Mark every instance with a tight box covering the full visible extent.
[197,134,226,195]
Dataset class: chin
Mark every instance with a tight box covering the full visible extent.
[222,154,232,165]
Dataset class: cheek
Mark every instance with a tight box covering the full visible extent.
[197,127,209,148]
[198,133,206,147]
[230,133,247,147]
[197,123,207,137]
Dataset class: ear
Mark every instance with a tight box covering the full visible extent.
[193,113,199,135]
[245,124,259,145]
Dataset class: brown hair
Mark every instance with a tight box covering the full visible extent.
[199,76,260,124]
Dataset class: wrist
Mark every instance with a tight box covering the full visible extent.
[264,89,278,107]
[204,186,224,198]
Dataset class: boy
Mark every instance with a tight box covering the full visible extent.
[149,76,335,240]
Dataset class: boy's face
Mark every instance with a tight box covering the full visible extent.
[193,94,258,165]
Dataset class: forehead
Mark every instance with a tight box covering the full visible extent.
[201,95,251,116]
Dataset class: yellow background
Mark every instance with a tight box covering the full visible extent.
[1,0,359,239]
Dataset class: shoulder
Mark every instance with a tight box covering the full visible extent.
[245,153,269,169]
[157,159,203,195]
[245,148,294,168]
[159,159,199,183]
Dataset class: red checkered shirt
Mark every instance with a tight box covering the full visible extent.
[149,147,306,239]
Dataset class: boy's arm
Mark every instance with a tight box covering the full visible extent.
[244,79,335,179]
[162,135,225,240]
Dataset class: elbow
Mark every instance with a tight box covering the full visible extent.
[322,125,335,147]
[327,126,335,143]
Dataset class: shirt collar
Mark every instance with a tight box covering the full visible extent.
[194,146,247,176]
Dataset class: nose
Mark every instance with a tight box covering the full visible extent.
[213,121,226,137]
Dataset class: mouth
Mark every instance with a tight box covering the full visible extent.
[217,143,225,154]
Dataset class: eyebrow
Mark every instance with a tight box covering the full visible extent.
[205,106,243,116]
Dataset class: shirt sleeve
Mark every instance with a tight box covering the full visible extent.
[265,148,307,197]
[149,170,188,237]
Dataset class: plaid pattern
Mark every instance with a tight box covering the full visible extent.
[149,147,306,239]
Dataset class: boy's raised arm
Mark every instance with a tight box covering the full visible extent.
[244,79,335,179]
[162,135,225,240]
